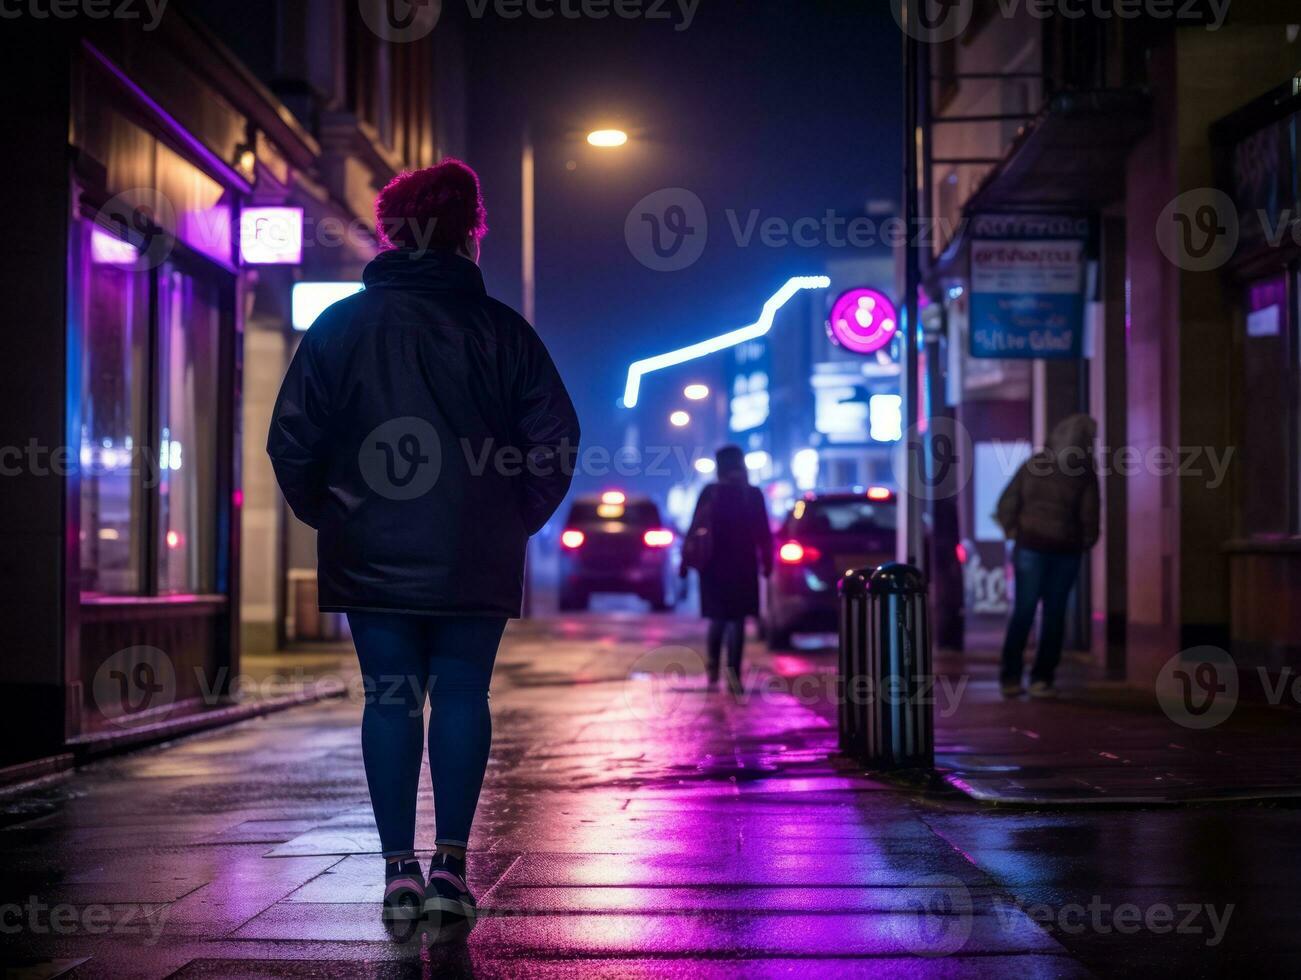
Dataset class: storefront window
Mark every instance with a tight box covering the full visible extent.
[156,265,221,594]
[78,225,150,595]
[74,215,229,599]
[1241,275,1291,537]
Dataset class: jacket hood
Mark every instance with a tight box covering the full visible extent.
[1047,413,1098,455]
[362,248,486,294]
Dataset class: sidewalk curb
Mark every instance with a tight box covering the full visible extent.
[940,773,1301,808]
[0,680,348,793]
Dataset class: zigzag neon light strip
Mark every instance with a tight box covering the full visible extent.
[621,275,831,408]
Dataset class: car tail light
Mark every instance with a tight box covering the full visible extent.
[642,528,674,548]
[560,529,585,549]
[866,486,893,501]
[955,542,968,564]
[778,540,822,564]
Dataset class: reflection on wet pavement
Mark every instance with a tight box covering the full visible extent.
[0,613,1296,976]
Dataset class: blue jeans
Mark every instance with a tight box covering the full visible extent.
[1000,548,1080,686]
[347,612,507,856]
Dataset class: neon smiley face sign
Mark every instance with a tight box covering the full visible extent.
[827,287,898,355]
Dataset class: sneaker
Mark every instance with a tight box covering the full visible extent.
[1028,680,1058,699]
[382,858,425,939]
[424,852,477,929]
[1000,681,1026,699]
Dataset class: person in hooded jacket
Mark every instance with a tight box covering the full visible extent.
[267,160,579,935]
[683,445,773,692]
[994,413,1099,699]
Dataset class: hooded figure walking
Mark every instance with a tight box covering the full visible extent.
[267,160,580,939]
[994,414,1099,698]
[683,445,773,692]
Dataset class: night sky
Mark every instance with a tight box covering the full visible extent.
[462,0,902,464]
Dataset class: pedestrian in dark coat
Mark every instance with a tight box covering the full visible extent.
[684,445,773,690]
[994,413,1099,699]
[267,160,580,932]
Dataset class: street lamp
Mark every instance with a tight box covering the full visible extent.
[669,410,691,427]
[519,123,629,617]
[683,383,710,401]
[521,124,630,324]
[587,129,629,147]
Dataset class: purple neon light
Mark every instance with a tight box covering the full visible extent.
[827,287,898,355]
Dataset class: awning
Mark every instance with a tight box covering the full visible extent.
[963,89,1151,213]
[927,89,1150,286]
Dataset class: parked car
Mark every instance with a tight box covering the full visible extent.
[558,491,678,611]
[764,488,897,649]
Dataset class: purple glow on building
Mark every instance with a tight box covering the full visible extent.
[90,227,140,266]
[827,287,898,355]
[179,206,234,267]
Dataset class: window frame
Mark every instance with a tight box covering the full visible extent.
[72,196,237,601]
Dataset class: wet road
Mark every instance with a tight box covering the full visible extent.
[1,612,1298,977]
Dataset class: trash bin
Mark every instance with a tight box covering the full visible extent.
[837,562,934,771]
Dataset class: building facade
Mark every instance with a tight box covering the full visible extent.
[909,4,1301,685]
[0,1,462,767]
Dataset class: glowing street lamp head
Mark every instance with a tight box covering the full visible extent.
[669,410,691,427]
[587,129,629,148]
[683,383,710,401]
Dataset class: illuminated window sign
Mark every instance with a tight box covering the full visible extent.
[292,282,364,331]
[827,287,898,355]
[869,394,903,442]
[240,206,304,265]
[729,372,769,432]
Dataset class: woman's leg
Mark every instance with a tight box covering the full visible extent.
[424,616,508,851]
[724,618,745,686]
[1000,548,1045,686]
[705,618,726,684]
[347,612,430,859]
[1030,554,1080,685]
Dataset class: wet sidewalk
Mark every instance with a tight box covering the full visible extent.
[924,644,1301,806]
[1,615,1087,978]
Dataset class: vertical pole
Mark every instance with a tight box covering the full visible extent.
[521,128,536,616]
[521,130,536,326]
[900,25,924,567]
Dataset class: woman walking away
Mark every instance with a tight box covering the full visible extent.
[267,159,580,937]
[684,445,773,692]
[994,413,1099,699]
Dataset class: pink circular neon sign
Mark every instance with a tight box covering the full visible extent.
[827,287,898,355]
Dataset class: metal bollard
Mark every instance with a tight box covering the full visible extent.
[837,562,934,771]
[838,567,871,757]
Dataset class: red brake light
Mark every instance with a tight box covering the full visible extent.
[561,529,585,549]
[643,528,674,548]
[955,542,968,564]
[778,540,822,564]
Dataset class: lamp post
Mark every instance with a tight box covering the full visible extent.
[519,124,630,616]
[521,125,628,326]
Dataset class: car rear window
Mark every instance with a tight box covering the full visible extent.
[797,499,897,534]
[568,500,662,525]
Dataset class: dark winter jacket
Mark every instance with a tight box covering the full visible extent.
[995,414,1100,554]
[687,477,774,619]
[267,248,580,617]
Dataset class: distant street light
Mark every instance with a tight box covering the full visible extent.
[520,121,631,618]
[587,129,629,147]
[694,457,716,475]
[669,410,691,427]
[683,383,710,401]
